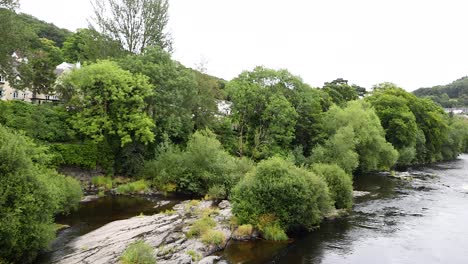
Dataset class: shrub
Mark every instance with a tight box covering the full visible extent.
[262,222,288,241]
[310,163,353,210]
[143,130,253,197]
[91,176,113,190]
[200,230,226,246]
[234,224,253,237]
[0,125,81,263]
[120,240,155,264]
[186,217,216,238]
[231,157,332,232]
[115,180,149,194]
[50,141,98,169]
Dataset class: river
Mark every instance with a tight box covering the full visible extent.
[39,155,468,263]
[221,154,468,264]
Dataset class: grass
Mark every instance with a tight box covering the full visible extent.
[161,209,176,215]
[120,240,155,264]
[186,250,202,262]
[201,230,226,246]
[234,224,253,237]
[115,180,150,194]
[262,223,288,241]
[186,216,216,238]
[91,176,113,190]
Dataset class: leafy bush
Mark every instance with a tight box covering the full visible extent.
[0,125,81,263]
[50,141,98,169]
[115,180,150,194]
[310,163,353,210]
[201,230,226,246]
[120,240,155,264]
[231,157,332,233]
[143,130,253,197]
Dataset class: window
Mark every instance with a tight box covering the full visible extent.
[0,89,3,98]
[0,75,5,83]
[13,91,18,98]
[45,95,50,100]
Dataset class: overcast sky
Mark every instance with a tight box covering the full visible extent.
[19,0,468,91]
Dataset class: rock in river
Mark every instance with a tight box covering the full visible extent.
[49,200,233,264]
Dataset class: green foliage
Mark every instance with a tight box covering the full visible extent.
[262,222,288,241]
[310,163,353,209]
[50,142,98,169]
[227,66,329,158]
[200,230,226,246]
[186,250,202,262]
[143,130,253,196]
[313,100,398,173]
[62,28,126,63]
[120,240,156,264]
[368,85,458,164]
[186,217,216,238]
[322,78,361,106]
[413,76,468,107]
[91,0,171,53]
[234,224,253,237]
[91,176,113,190]
[311,126,359,174]
[118,47,199,145]
[0,124,81,263]
[231,157,333,231]
[115,180,150,194]
[62,60,154,147]
[0,100,75,142]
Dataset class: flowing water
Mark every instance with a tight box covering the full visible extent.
[38,155,468,263]
[221,154,468,264]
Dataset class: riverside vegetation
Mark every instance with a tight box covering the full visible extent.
[1,1,468,263]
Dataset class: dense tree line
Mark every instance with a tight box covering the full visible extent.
[413,76,468,107]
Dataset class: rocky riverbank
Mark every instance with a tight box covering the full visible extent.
[48,200,242,264]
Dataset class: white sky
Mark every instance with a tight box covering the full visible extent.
[19,0,468,91]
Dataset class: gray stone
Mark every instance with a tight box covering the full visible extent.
[218,200,230,209]
[198,256,221,264]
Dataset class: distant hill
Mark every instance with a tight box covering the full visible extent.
[413,77,468,108]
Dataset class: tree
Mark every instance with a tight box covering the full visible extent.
[0,0,18,9]
[313,100,398,173]
[227,66,327,159]
[0,124,82,263]
[90,0,172,53]
[323,78,360,106]
[118,47,197,145]
[13,38,63,97]
[61,61,154,173]
[62,28,126,62]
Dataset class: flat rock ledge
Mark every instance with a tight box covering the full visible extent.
[49,200,236,264]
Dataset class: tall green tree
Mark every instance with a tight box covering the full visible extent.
[322,78,360,106]
[0,0,18,9]
[313,100,398,172]
[118,47,197,146]
[90,0,172,53]
[61,61,154,173]
[62,28,126,62]
[227,66,328,159]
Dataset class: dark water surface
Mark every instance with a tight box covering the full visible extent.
[221,154,468,264]
[37,194,182,263]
